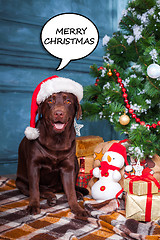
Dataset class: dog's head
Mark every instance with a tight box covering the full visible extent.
[38,92,82,134]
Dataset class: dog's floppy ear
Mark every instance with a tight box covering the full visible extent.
[76,101,82,120]
[38,104,43,120]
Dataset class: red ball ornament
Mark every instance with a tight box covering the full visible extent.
[129,109,134,114]
[120,83,124,88]
[98,67,104,70]
[140,121,145,126]
[116,72,120,77]
[157,121,160,126]
[152,123,157,128]
[124,99,129,104]
[95,83,98,86]
[114,69,117,72]
[96,78,99,82]
[118,78,122,83]
[132,114,136,118]
[123,93,128,98]
[136,118,140,123]
[146,124,151,128]
[126,104,130,109]
[122,88,126,93]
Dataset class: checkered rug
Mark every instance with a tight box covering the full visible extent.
[0,176,160,240]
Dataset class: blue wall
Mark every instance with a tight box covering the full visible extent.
[0,0,128,175]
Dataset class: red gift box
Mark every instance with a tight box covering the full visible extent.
[76,173,91,188]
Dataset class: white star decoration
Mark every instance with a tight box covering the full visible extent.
[74,119,84,136]
[133,159,144,176]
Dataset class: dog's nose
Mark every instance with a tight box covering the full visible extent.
[54,110,64,118]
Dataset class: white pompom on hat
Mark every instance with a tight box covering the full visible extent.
[24,75,83,140]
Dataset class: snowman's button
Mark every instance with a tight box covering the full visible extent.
[100,186,106,191]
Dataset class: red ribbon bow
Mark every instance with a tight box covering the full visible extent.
[127,168,160,194]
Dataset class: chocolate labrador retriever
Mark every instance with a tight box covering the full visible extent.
[16,91,89,217]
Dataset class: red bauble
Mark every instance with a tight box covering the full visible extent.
[122,88,126,93]
[136,118,140,123]
[123,93,128,98]
[98,67,104,70]
[157,121,160,126]
[146,124,151,128]
[129,109,134,114]
[120,83,124,88]
[118,78,122,83]
[140,121,145,126]
[152,123,157,128]
[132,114,136,118]
[114,69,117,72]
[124,99,129,104]
[126,104,130,108]
[96,78,99,82]
[95,83,98,86]
[116,72,120,77]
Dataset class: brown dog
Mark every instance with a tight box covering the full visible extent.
[16,79,89,217]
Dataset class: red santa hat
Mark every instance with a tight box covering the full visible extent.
[107,142,128,166]
[24,75,83,140]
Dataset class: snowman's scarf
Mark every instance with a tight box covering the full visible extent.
[100,161,120,177]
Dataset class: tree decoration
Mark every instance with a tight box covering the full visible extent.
[74,119,84,136]
[82,0,160,161]
[107,69,112,76]
[114,69,160,129]
[119,113,130,126]
[147,63,160,79]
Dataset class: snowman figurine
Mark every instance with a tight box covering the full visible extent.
[91,143,127,202]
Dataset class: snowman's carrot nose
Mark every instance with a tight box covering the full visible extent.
[107,155,111,162]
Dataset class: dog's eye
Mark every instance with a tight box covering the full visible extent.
[65,100,71,104]
[48,99,55,104]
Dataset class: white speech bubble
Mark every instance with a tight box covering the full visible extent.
[40,13,99,71]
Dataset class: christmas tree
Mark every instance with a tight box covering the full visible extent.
[82,0,160,161]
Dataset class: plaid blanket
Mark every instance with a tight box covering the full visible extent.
[0,177,160,240]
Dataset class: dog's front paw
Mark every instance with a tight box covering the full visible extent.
[72,204,90,219]
[76,208,90,218]
[27,204,41,215]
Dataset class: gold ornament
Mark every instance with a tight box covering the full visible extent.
[119,113,130,125]
[107,69,112,76]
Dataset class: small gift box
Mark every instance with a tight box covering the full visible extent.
[124,178,158,196]
[125,192,160,222]
[76,173,91,188]
[78,155,94,173]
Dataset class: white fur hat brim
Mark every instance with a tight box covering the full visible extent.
[37,77,83,104]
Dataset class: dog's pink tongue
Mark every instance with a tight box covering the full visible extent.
[54,123,65,130]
